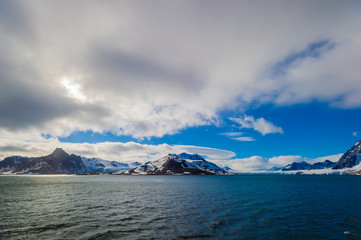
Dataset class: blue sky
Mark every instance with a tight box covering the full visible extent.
[60,102,361,160]
[1,1,361,170]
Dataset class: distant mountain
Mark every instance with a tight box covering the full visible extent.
[309,160,335,170]
[266,166,283,171]
[282,161,311,171]
[280,160,336,172]
[0,148,134,174]
[277,140,361,173]
[128,153,227,175]
[333,140,361,169]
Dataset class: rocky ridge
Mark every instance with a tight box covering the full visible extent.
[0,148,137,174]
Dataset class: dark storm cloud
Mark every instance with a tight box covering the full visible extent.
[87,47,204,93]
[0,1,112,131]
[0,145,28,153]
[0,1,34,41]
[0,1,77,130]
[0,58,76,130]
[0,56,109,130]
[0,41,109,131]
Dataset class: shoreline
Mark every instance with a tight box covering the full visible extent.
[1,172,360,176]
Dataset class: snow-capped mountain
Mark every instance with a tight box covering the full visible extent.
[282,161,311,171]
[129,153,227,175]
[333,140,361,169]
[0,148,134,174]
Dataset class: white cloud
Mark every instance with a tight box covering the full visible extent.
[220,132,255,141]
[353,131,359,137]
[268,155,304,167]
[230,115,283,135]
[219,156,268,172]
[0,1,360,140]
[231,137,255,142]
[173,145,235,159]
[219,132,244,137]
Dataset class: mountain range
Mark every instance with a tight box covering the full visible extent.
[281,160,336,171]
[0,148,140,174]
[0,149,227,175]
[277,140,361,174]
[1,139,361,175]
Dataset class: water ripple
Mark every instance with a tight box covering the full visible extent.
[1,175,361,239]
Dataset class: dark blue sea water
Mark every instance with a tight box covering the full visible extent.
[0,175,360,239]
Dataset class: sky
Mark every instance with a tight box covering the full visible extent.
[1,0,361,171]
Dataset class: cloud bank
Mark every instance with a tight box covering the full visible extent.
[0,1,360,142]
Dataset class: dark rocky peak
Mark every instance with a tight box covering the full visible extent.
[50,148,69,159]
[347,140,361,154]
[333,140,361,169]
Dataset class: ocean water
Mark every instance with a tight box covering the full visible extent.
[0,175,360,240]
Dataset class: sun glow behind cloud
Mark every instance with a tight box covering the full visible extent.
[60,77,87,102]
